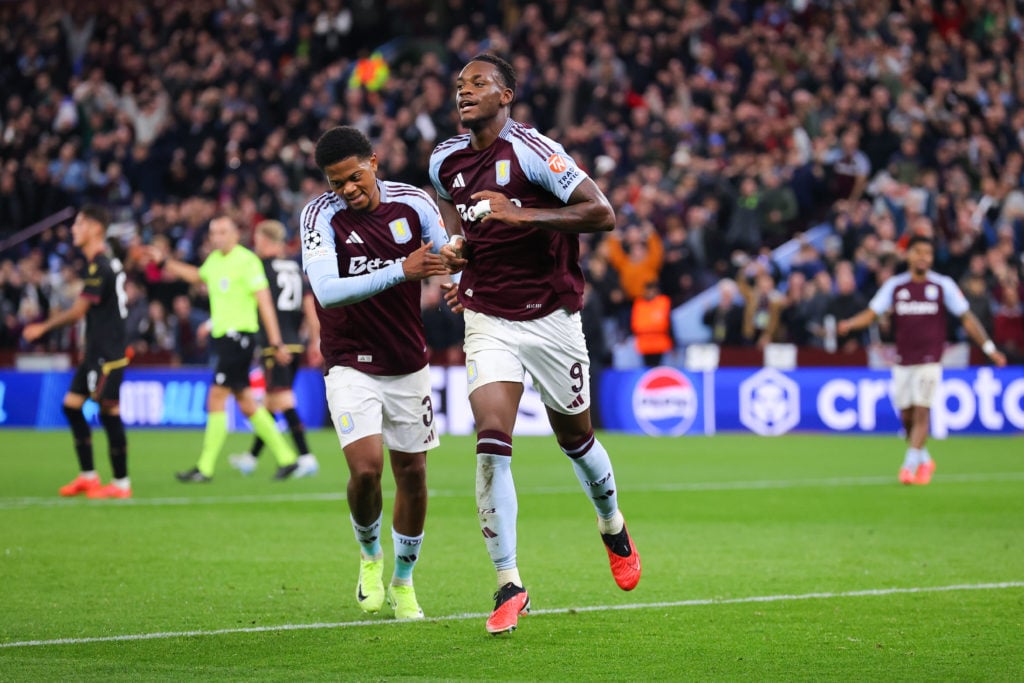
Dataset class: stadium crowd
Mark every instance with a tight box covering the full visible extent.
[1,0,1023,364]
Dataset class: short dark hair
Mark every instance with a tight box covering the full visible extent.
[907,235,934,251]
[79,204,110,228]
[469,53,516,96]
[314,126,373,170]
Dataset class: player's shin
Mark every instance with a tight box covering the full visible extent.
[562,431,622,534]
[99,412,128,481]
[476,431,519,583]
[63,404,94,472]
[196,412,228,477]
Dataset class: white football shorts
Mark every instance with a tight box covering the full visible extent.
[324,365,439,453]
[463,308,590,414]
[891,362,942,409]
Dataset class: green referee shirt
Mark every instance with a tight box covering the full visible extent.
[198,245,269,337]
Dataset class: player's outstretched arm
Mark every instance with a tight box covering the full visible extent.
[22,297,90,342]
[472,178,615,234]
[960,310,1007,367]
[837,308,878,337]
[147,245,201,284]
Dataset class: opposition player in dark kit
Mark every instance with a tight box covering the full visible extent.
[23,205,133,499]
[302,126,450,620]
[839,235,1007,485]
[429,54,642,634]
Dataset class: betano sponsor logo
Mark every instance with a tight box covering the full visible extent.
[894,300,940,315]
[348,255,406,275]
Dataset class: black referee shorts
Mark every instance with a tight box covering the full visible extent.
[210,332,256,391]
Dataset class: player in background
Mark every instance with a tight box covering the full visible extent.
[23,205,132,499]
[302,126,449,620]
[151,215,300,482]
[228,219,320,479]
[838,235,1007,484]
[429,53,641,635]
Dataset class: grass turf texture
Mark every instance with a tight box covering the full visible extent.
[0,429,1021,681]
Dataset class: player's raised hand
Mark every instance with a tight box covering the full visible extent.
[403,241,448,281]
[440,282,464,314]
[990,348,1008,367]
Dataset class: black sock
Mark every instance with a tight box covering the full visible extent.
[63,405,93,472]
[251,437,265,458]
[284,408,310,455]
[100,412,128,479]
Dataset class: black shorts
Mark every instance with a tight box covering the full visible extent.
[261,346,302,392]
[211,333,256,391]
[69,355,128,403]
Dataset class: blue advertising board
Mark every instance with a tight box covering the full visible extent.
[599,366,1024,437]
[0,368,327,431]
[3,365,1023,437]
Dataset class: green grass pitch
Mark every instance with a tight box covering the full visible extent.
[1,428,1022,681]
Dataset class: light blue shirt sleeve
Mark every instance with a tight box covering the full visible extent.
[305,258,406,308]
[868,277,897,317]
[299,195,407,307]
[412,194,449,253]
[940,275,969,317]
[514,132,588,204]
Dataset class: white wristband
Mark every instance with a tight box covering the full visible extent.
[467,199,491,222]
[447,234,465,248]
[982,340,996,356]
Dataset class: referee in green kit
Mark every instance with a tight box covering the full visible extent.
[152,215,300,481]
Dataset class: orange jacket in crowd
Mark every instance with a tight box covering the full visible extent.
[632,293,673,356]
[606,231,664,300]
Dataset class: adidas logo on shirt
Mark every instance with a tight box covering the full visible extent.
[452,173,466,188]
[345,232,365,244]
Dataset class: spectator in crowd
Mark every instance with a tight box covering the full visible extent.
[826,261,868,353]
[631,280,673,367]
[122,277,151,353]
[737,258,785,349]
[758,170,800,247]
[137,298,175,357]
[658,214,698,307]
[993,283,1024,363]
[702,278,745,347]
[605,222,664,303]
[959,273,996,340]
[167,294,210,365]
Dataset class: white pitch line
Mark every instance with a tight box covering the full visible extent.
[2,471,1024,511]
[2,581,1021,650]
